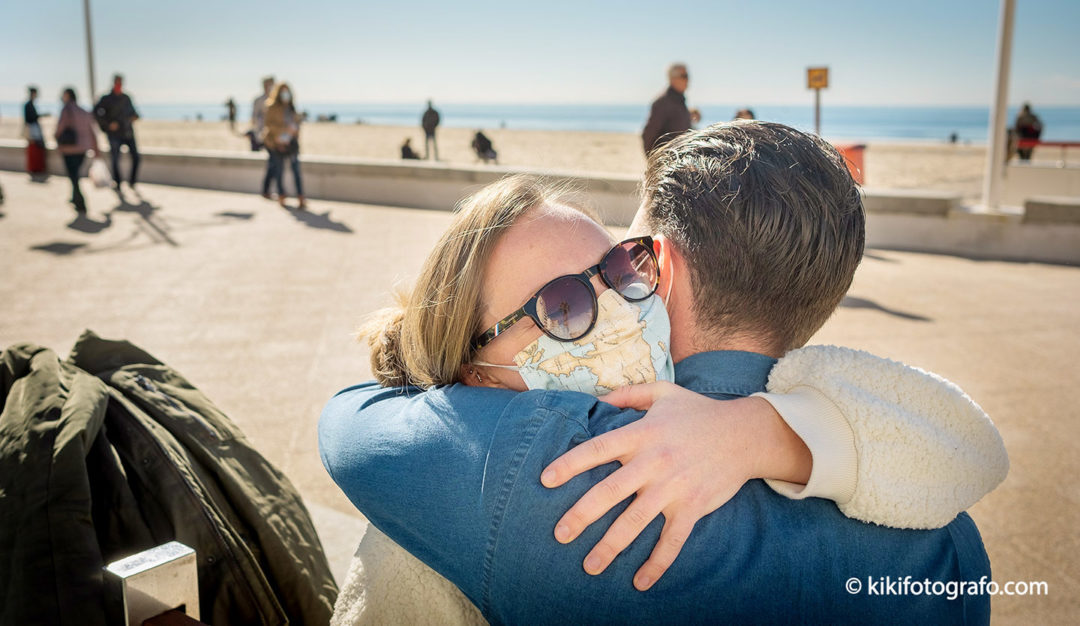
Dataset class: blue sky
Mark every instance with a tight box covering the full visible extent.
[2,0,1078,106]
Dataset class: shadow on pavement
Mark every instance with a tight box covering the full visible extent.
[863,251,900,263]
[109,192,177,247]
[67,212,113,234]
[286,207,352,233]
[30,241,88,255]
[840,296,932,322]
[215,211,255,220]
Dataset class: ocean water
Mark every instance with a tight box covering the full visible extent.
[6,100,1079,143]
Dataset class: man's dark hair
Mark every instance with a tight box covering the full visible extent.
[113,73,123,83]
[28,86,37,95]
[641,120,865,354]
[63,87,77,103]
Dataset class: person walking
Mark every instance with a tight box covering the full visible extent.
[421,100,440,160]
[54,87,101,214]
[24,86,47,177]
[251,76,277,191]
[641,63,700,155]
[261,82,306,210]
[94,74,141,191]
[1014,103,1043,161]
[226,97,237,131]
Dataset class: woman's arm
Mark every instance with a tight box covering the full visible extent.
[754,345,1008,528]
[541,345,1008,590]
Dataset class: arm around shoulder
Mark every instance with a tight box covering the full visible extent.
[755,345,1008,529]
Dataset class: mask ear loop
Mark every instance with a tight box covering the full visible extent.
[472,360,520,371]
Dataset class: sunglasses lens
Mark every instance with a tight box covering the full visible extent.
[535,276,596,341]
[603,241,658,301]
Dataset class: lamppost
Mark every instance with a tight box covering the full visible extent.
[84,0,97,100]
[980,0,1016,211]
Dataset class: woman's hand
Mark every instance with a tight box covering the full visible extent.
[540,382,810,591]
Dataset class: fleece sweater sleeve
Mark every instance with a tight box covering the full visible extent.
[752,345,1009,529]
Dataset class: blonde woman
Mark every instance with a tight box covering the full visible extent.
[262,82,306,209]
[323,169,1004,623]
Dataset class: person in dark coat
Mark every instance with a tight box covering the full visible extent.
[401,137,421,160]
[641,63,701,155]
[225,97,237,131]
[54,87,101,214]
[421,99,440,160]
[94,74,141,191]
[471,130,498,164]
[1014,103,1043,161]
[24,86,47,177]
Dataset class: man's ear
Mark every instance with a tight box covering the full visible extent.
[654,236,675,297]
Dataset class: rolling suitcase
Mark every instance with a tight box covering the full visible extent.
[26,141,46,174]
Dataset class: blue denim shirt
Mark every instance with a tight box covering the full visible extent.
[319,351,991,625]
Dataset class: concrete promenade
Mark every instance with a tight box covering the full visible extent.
[1,171,1077,623]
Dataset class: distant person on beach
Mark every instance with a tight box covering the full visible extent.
[54,87,101,214]
[1014,103,1043,161]
[471,130,498,164]
[642,63,701,155]
[734,108,755,120]
[226,97,237,131]
[24,86,47,177]
[401,138,421,160]
[262,82,306,210]
[422,100,440,160]
[94,74,141,191]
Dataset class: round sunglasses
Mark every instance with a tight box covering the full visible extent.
[472,236,659,350]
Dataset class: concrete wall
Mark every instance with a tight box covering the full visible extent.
[1002,162,1080,207]
[3,140,1078,264]
[0,140,642,226]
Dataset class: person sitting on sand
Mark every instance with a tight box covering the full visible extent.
[471,130,498,164]
[401,138,421,160]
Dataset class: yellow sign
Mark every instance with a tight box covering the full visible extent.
[807,67,829,90]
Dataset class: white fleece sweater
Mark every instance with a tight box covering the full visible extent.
[331,345,1009,625]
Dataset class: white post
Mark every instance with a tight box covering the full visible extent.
[83,0,97,101]
[980,0,1015,211]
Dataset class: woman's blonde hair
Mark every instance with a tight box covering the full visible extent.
[360,175,590,388]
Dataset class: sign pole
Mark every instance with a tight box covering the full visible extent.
[814,88,821,135]
[806,66,829,136]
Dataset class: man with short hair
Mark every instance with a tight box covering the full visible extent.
[94,74,140,191]
[320,122,995,623]
[641,63,700,155]
[421,99,440,160]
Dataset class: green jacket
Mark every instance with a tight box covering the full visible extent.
[0,331,336,625]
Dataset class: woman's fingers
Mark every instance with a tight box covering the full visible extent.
[554,462,649,544]
[633,514,698,591]
[581,491,666,575]
[541,424,639,488]
[601,381,679,411]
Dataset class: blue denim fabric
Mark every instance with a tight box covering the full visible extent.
[319,350,991,625]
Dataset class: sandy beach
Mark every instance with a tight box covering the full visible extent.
[1,117,1034,202]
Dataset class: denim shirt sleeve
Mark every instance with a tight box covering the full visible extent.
[318,382,613,611]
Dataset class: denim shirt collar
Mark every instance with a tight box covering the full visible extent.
[673,350,778,398]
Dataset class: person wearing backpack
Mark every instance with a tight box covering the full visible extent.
[55,87,101,215]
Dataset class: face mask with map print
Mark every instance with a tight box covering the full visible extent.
[475,288,675,396]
